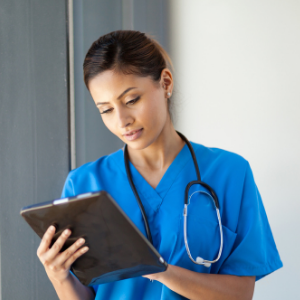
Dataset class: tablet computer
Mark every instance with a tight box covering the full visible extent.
[20,191,167,286]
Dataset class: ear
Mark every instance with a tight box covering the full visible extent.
[160,68,173,98]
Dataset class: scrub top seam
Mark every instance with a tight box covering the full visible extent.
[70,177,76,196]
[234,160,251,232]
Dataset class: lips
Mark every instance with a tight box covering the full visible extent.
[123,128,143,141]
[125,129,141,136]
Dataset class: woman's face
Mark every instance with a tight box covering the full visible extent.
[88,69,172,150]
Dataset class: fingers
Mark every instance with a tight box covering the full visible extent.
[37,226,89,275]
[46,241,89,274]
[63,246,89,269]
[37,225,56,258]
[45,228,71,261]
[54,237,86,266]
[36,226,89,284]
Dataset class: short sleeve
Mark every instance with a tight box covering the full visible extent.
[60,172,99,294]
[219,162,283,280]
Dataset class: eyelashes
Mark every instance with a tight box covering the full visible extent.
[100,96,140,114]
[100,108,113,114]
[126,96,140,105]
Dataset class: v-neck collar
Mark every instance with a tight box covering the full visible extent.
[117,143,192,212]
[155,143,190,199]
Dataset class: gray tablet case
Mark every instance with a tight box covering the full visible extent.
[20,191,167,286]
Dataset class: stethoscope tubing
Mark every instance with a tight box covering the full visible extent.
[123,131,224,266]
[183,191,224,266]
[124,145,153,244]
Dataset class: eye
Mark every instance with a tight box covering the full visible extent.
[100,108,113,114]
[126,96,140,105]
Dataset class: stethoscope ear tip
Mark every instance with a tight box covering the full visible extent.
[196,257,211,268]
[196,257,204,264]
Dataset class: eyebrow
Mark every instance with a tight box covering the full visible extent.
[96,87,137,106]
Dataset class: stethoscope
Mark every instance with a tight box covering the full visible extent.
[124,131,223,267]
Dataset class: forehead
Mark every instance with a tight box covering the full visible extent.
[88,70,158,101]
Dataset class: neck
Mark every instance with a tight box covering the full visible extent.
[127,122,185,171]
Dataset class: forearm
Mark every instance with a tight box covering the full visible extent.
[50,272,95,300]
[152,265,255,300]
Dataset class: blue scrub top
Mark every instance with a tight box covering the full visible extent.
[61,142,283,300]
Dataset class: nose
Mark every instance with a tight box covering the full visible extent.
[115,106,133,128]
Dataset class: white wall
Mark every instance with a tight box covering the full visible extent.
[170,1,300,299]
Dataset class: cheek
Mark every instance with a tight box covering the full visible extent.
[142,98,168,126]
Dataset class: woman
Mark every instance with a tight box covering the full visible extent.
[37,30,282,300]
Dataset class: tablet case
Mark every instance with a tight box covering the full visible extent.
[20,191,167,286]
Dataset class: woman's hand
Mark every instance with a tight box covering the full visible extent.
[37,225,89,284]
[36,225,94,300]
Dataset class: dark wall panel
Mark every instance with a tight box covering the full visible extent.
[0,1,69,299]
[133,0,170,51]
[74,0,123,168]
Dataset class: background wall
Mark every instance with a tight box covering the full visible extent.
[0,1,70,299]
[169,1,300,299]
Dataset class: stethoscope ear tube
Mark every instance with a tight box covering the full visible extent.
[124,144,153,244]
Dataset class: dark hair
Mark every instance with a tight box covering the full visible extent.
[83,30,173,89]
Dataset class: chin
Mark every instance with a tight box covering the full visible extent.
[122,136,153,151]
[125,140,149,151]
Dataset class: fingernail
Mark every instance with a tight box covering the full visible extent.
[82,246,89,252]
[49,225,55,232]
[64,229,71,236]
[78,238,85,244]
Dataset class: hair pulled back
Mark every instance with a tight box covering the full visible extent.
[83,30,173,89]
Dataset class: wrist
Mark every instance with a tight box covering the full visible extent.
[48,271,72,287]
[152,264,172,282]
